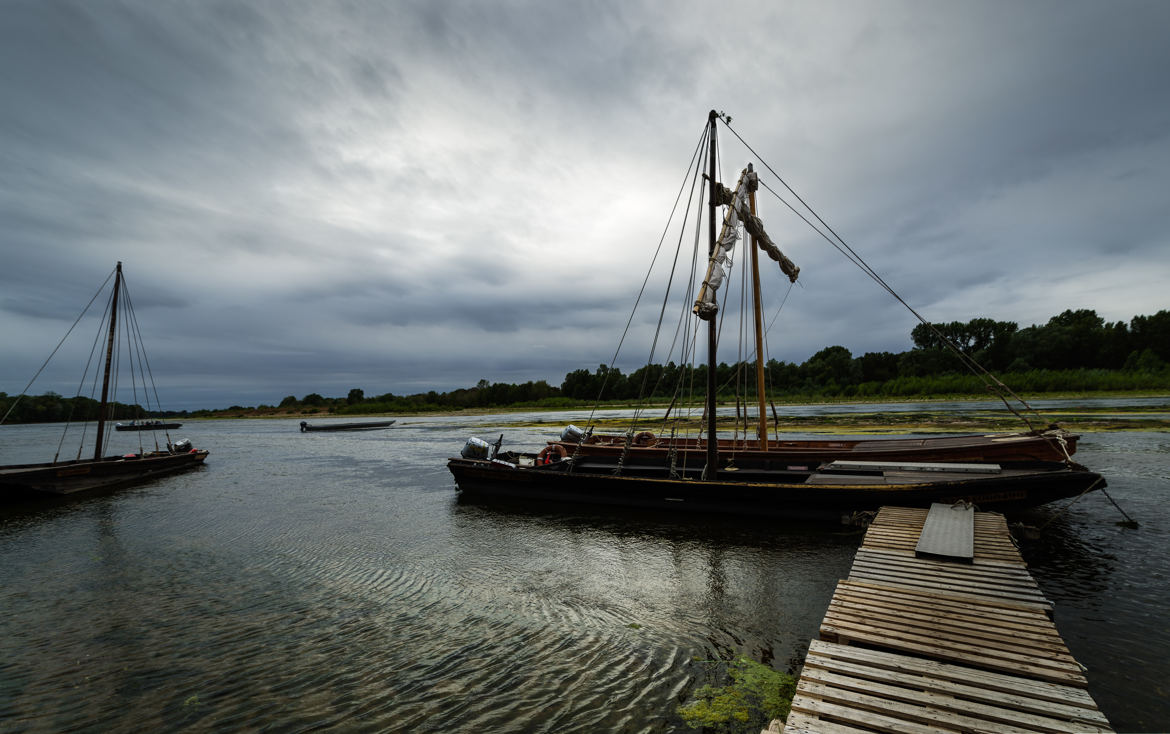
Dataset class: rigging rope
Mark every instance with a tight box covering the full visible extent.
[720,117,1049,432]
[121,274,172,450]
[582,121,709,437]
[1,269,115,426]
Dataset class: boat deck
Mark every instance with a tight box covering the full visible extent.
[770,505,1112,733]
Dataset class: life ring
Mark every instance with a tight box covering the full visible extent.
[537,444,568,465]
[632,431,658,447]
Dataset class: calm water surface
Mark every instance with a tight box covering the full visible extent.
[0,405,1167,732]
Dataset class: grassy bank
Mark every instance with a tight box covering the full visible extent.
[191,393,1170,434]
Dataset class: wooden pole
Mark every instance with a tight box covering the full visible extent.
[94,262,121,460]
[748,167,768,450]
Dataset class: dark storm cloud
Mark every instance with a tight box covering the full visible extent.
[1,0,1168,409]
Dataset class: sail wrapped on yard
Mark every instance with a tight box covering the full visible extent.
[694,167,800,320]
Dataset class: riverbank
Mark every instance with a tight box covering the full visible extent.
[186,393,1170,433]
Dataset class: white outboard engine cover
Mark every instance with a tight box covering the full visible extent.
[461,437,490,459]
[171,438,192,453]
[560,424,585,443]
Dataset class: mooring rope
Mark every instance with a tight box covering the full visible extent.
[1037,476,1138,531]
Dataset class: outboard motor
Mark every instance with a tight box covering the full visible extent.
[300,421,308,432]
[461,437,491,460]
[560,424,585,443]
[170,438,192,453]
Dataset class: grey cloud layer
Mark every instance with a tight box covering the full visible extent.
[1,0,1167,409]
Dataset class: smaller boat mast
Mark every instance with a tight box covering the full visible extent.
[93,261,122,460]
[747,165,768,450]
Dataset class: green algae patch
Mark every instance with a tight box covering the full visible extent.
[679,657,796,733]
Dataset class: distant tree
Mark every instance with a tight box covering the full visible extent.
[765,359,800,392]
[347,388,365,404]
[1010,309,1105,370]
[561,368,594,399]
[1098,321,1132,369]
[627,363,665,398]
[897,348,954,378]
[911,318,1017,358]
[301,393,325,406]
[802,346,858,388]
[597,364,630,400]
[1048,309,1104,331]
[857,351,900,383]
[1131,310,1170,362]
[1123,348,1167,372]
[279,395,298,407]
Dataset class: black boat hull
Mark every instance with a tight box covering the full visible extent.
[1,451,209,497]
[300,420,396,432]
[447,457,1104,518]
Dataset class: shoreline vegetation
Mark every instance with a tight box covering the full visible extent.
[4,308,1167,432]
[3,390,1167,433]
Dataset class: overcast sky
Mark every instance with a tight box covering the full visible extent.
[2,0,1168,410]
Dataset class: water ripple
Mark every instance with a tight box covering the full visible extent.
[2,418,1165,731]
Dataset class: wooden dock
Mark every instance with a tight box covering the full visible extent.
[770,505,1112,733]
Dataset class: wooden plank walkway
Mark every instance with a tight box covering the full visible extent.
[770,506,1112,733]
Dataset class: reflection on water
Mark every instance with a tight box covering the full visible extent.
[0,409,1167,731]
[1010,432,1170,732]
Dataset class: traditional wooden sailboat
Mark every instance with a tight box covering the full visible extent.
[0,263,209,497]
[448,452,1102,516]
[447,112,1103,516]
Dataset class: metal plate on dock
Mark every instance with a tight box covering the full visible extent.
[863,506,1024,566]
[915,502,975,561]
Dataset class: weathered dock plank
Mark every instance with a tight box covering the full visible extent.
[771,506,1112,734]
[784,640,1111,734]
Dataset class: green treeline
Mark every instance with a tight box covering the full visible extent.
[4,309,1168,421]
[264,308,1170,414]
[0,393,159,425]
[556,308,1170,402]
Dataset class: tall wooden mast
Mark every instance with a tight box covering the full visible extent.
[704,111,719,479]
[93,261,122,460]
[747,166,769,449]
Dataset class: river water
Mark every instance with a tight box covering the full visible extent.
[1,402,1167,732]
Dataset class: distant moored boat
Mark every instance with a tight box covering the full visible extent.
[115,420,183,431]
[300,420,396,432]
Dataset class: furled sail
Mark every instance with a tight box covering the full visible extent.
[693,167,800,320]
